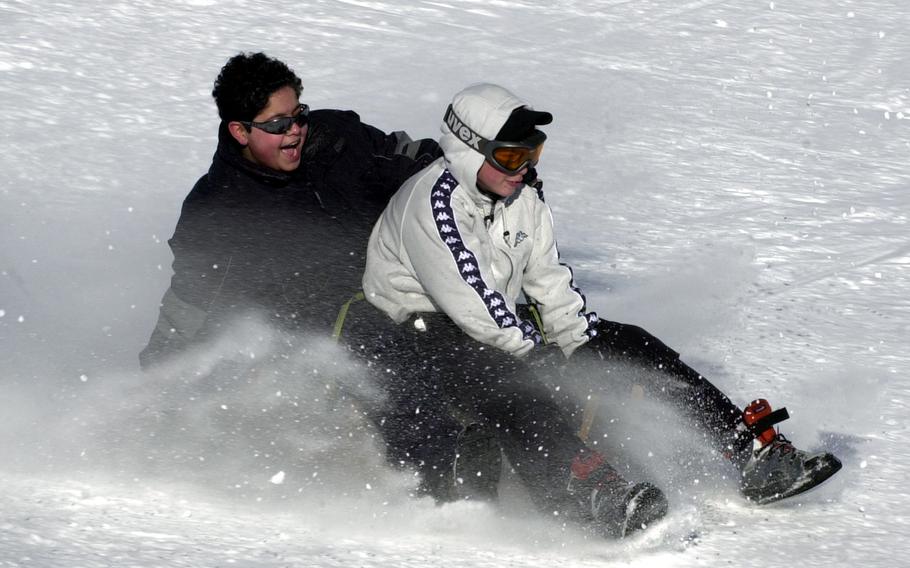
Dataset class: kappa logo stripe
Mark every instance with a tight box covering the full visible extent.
[430,170,542,345]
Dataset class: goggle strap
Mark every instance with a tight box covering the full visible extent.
[444,104,492,153]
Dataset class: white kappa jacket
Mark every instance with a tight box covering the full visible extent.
[362,83,598,357]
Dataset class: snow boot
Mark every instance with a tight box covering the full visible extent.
[453,423,502,502]
[568,452,668,538]
[738,399,842,505]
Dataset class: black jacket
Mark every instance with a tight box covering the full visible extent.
[140,109,440,368]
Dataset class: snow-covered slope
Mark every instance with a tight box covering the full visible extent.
[1,0,907,565]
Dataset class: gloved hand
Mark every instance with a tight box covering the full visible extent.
[524,343,566,372]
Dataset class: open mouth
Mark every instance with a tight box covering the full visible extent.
[281,138,301,150]
[280,138,302,160]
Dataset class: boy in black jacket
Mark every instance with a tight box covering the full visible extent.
[141,53,439,366]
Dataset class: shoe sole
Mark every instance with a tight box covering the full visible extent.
[748,454,843,505]
[621,483,669,537]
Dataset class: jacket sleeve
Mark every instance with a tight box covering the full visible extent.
[139,195,232,368]
[520,197,597,356]
[400,177,542,356]
[349,115,443,200]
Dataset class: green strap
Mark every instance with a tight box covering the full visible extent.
[527,303,549,344]
[332,291,365,341]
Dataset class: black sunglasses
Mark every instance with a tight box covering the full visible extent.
[239,103,309,135]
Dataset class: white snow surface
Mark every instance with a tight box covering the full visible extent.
[2,0,909,566]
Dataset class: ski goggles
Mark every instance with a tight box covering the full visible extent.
[444,104,546,174]
[483,131,546,174]
[239,103,309,135]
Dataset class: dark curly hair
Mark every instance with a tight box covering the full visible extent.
[212,52,303,122]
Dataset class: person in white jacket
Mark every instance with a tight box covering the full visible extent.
[349,84,840,535]
[364,86,597,358]
[344,83,667,538]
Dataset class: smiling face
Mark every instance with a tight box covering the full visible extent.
[227,86,307,172]
[476,160,527,198]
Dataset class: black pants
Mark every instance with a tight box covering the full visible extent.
[343,303,751,506]
[343,303,589,511]
[567,319,750,458]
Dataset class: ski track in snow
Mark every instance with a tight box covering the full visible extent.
[1,0,908,566]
